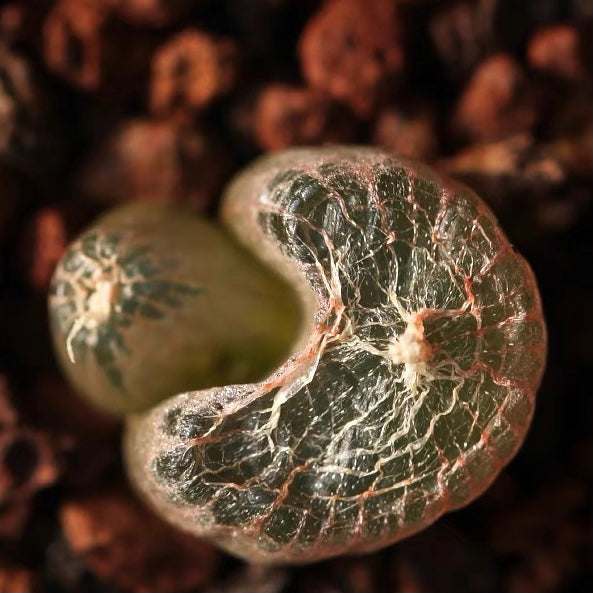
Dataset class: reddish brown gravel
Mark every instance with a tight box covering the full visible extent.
[527,24,586,80]
[253,84,358,151]
[299,0,404,117]
[452,53,540,143]
[60,488,220,593]
[101,0,197,27]
[77,118,229,210]
[150,30,237,117]
[0,563,37,593]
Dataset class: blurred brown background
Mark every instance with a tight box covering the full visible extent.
[0,0,591,591]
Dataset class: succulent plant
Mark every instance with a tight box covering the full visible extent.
[49,203,299,415]
[50,147,546,563]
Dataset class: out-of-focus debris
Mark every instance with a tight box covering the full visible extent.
[490,480,589,593]
[0,501,31,540]
[439,134,592,236]
[205,564,289,593]
[0,562,37,593]
[429,0,496,80]
[452,54,540,143]
[0,427,60,505]
[390,524,496,593]
[546,124,593,178]
[60,488,220,593]
[43,0,108,91]
[43,0,155,97]
[0,1,49,47]
[150,30,237,118]
[0,376,17,430]
[439,135,564,184]
[0,43,61,174]
[78,118,229,210]
[101,0,197,27]
[0,373,60,542]
[28,374,119,490]
[0,167,19,240]
[528,24,587,81]
[374,104,438,161]
[299,0,404,117]
[254,84,358,151]
[21,208,67,293]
